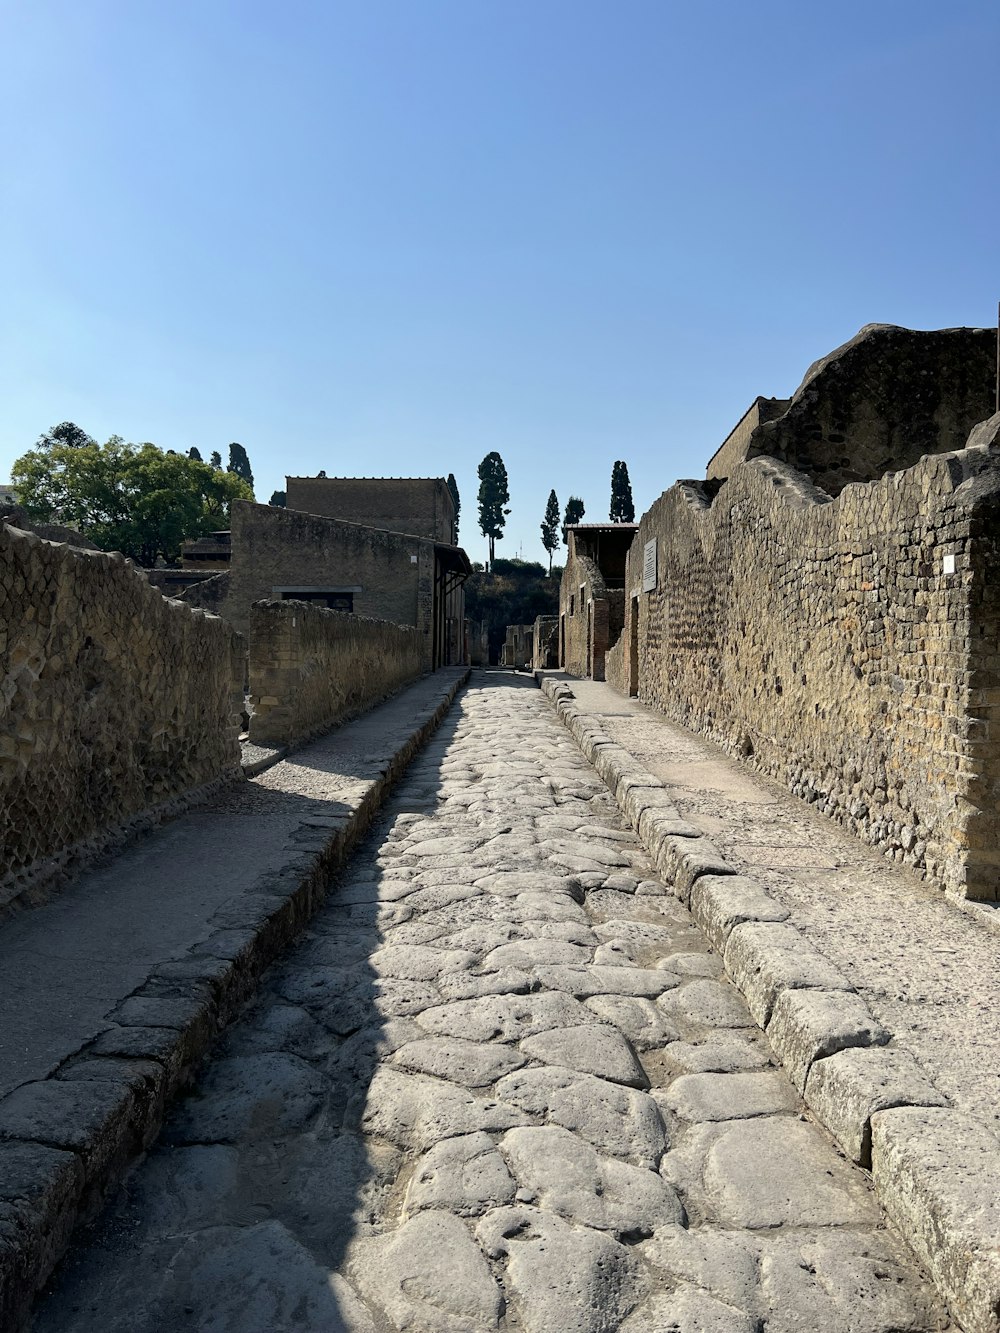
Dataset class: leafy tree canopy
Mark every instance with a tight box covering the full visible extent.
[188,447,203,462]
[269,490,287,507]
[610,460,635,523]
[563,495,585,544]
[540,489,560,571]
[446,472,460,539]
[227,442,254,494]
[210,450,222,468]
[12,436,252,566]
[477,451,510,565]
[37,421,95,451]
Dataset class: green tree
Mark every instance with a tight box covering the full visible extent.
[188,447,203,462]
[540,489,560,573]
[227,442,254,494]
[477,452,510,566]
[446,472,460,540]
[563,495,585,544]
[210,450,222,469]
[12,437,252,566]
[269,490,287,507]
[37,421,95,451]
[610,460,635,522]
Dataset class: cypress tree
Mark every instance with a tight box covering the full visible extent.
[610,460,635,522]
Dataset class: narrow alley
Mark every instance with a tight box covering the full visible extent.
[32,675,944,1333]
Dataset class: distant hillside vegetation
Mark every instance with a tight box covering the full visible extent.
[465,558,562,663]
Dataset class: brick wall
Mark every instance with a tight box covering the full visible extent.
[610,415,1000,900]
[248,600,426,745]
[0,523,245,909]
[284,476,456,543]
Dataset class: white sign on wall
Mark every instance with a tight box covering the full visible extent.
[642,539,657,592]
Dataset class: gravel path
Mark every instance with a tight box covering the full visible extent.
[33,673,946,1332]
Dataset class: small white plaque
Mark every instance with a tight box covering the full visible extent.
[942,553,956,575]
[642,539,657,592]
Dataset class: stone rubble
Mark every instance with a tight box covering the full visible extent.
[31,674,946,1333]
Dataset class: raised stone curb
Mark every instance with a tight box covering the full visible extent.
[536,674,996,1332]
[0,667,469,1333]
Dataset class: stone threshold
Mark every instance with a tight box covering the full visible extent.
[0,667,469,1333]
[539,672,1000,1333]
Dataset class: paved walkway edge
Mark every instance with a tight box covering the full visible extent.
[539,673,1000,1333]
[0,667,470,1333]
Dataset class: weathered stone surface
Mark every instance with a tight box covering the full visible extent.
[655,837,735,903]
[496,1067,667,1167]
[871,1106,1000,1333]
[658,979,753,1031]
[621,1288,756,1333]
[367,943,477,981]
[662,1072,798,1123]
[350,1211,502,1331]
[520,1024,648,1088]
[766,989,890,1093]
[499,1125,683,1235]
[724,921,854,1027]
[360,1068,529,1150]
[583,996,680,1052]
[758,1230,944,1333]
[477,1205,644,1333]
[641,1226,758,1310]
[805,1046,947,1164]
[166,1053,325,1143]
[403,1132,516,1218]
[702,1117,878,1228]
[690,875,790,953]
[391,1036,526,1087]
[539,964,679,999]
[416,991,594,1042]
[657,1037,771,1076]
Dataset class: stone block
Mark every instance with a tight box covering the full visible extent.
[723,921,853,1027]
[805,1046,947,1165]
[871,1106,1000,1333]
[766,989,890,1094]
[655,837,735,904]
[689,876,790,954]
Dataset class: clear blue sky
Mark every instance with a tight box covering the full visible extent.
[2,0,997,565]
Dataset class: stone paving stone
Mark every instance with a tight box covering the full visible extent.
[349,1211,502,1331]
[27,675,944,1333]
[402,1131,516,1218]
[520,1022,649,1087]
[499,1124,684,1235]
[476,1204,645,1333]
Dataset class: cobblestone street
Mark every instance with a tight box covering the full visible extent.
[34,674,946,1332]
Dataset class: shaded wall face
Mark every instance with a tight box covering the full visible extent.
[616,451,1000,900]
[223,503,431,664]
[0,525,245,908]
[285,478,455,543]
[748,327,996,496]
[559,549,610,681]
[249,601,426,745]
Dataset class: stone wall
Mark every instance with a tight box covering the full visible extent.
[705,396,790,482]
[0,523,245,909]
[501,624,534,669]
[610,416,1000,900]
[284,476,456,543]
[724,325,995,496]
[248,600,426,745]
[217,501,436,661]
[532,615,559,670]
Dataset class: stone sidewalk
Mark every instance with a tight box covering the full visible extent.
[0,667,468,1332]
[30,673,946,1333]
[541,672,1000,1333]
